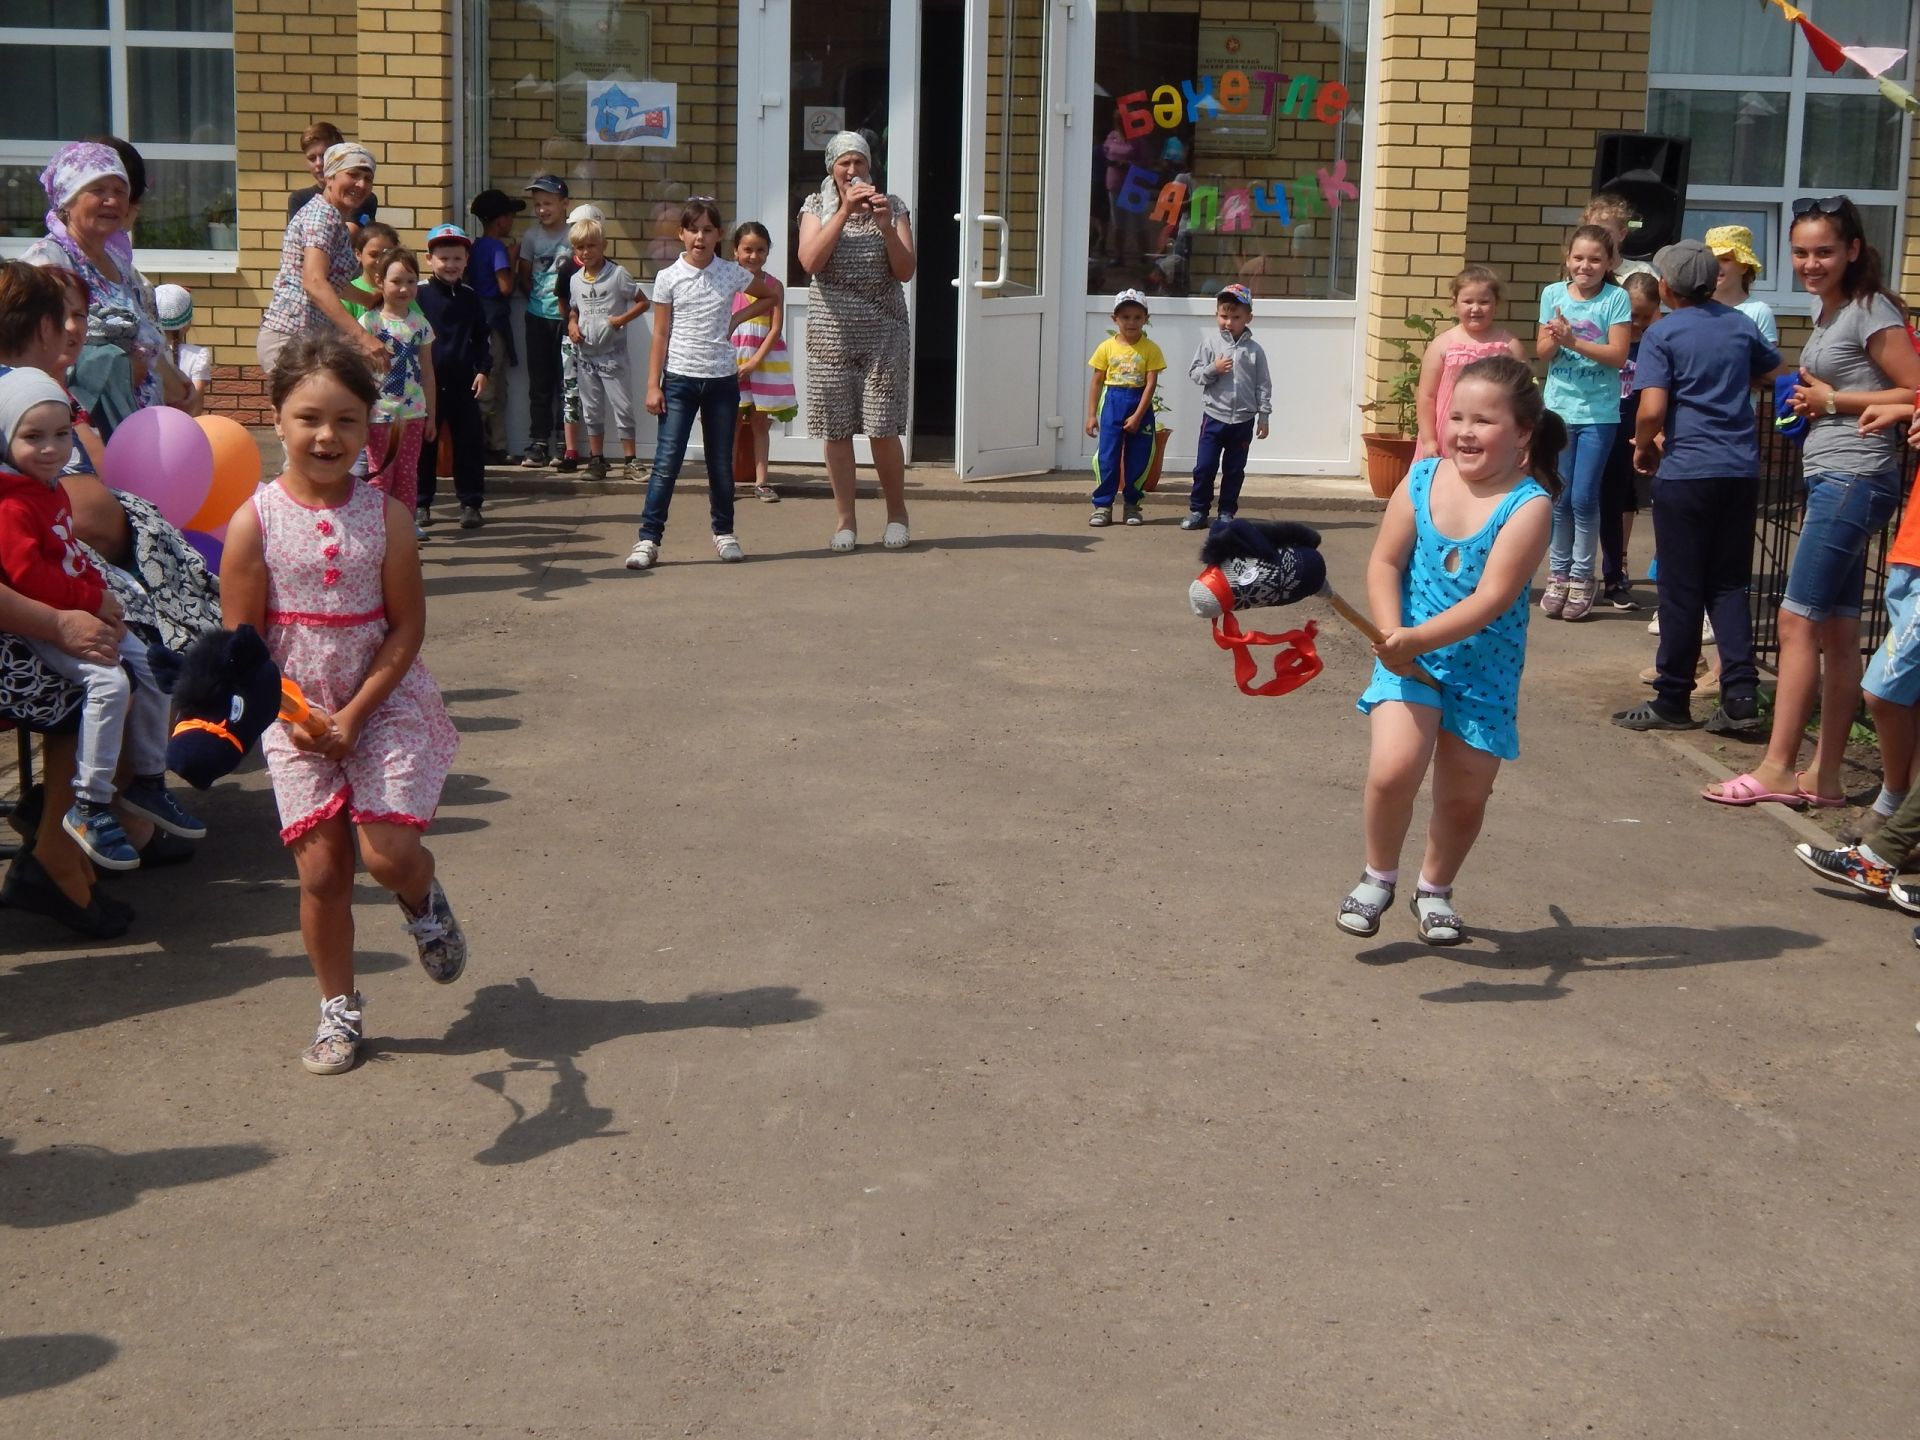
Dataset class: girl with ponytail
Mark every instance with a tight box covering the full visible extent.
[1337,354,1554,946]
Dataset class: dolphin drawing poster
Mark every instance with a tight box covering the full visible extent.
[586,80,676,147]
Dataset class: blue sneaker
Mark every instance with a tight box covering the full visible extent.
[62,801,141,871]
[1180,510,1210,530]
[119,776,207,839]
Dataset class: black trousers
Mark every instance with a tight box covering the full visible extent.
[1650,474,1759,712]
[418,379,486,511]
[524,311,565,445]
[1598,424,1641,588]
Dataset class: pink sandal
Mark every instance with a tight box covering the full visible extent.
[1794,772,1847,809]
[1701,772,1807,808]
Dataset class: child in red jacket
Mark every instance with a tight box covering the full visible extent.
[0,370,203,869]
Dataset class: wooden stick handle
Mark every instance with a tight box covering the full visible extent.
[1320,587,1442,691]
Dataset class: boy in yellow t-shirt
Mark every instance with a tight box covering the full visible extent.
[1085,288,1166,525]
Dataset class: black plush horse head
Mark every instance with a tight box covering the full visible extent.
[148,625,283,789]
[1189,517,1327,618]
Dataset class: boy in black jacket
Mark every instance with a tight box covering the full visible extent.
[415,224,494,530]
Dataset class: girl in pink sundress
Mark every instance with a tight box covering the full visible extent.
[1415,265,1529,462]
[221,331,465,1078]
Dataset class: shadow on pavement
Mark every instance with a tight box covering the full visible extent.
[1356,904,1822,1003]
[0,1334,117,1399]
[0,944,407,1046]
[0,1136,274,1228]
[375,977,824,1166]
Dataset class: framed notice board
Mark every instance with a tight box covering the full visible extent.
[554,1,654,137]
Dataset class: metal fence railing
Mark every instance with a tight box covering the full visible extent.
[1747,387,1908,671]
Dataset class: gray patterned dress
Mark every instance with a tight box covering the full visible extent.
[799,191,912,440]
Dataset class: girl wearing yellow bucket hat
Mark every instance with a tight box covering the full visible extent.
[1703,225,1778,347]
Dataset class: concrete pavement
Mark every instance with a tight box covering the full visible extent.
[2,493,1915,1437]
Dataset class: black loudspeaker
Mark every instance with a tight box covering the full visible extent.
[1591,132,1691,259]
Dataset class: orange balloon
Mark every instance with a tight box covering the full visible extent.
[186,415,263,534]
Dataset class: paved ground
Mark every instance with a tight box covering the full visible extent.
[3,493,1916,1437]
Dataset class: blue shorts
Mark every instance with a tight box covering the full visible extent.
[1782,470,1901,622]
[1357,663,1519,762]
[1865,563,1920,705]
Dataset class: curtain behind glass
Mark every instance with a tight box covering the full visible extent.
[1652,0,1793,77]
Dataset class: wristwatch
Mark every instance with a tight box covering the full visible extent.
[1824,392,1839,416]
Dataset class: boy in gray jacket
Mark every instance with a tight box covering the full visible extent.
[565,216,651,479]
[1181,283,1273,529]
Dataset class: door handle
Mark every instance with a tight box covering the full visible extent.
[973,214,1010,291]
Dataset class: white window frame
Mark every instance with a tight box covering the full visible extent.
[1647,1,1919,316]
[0,2,239,273]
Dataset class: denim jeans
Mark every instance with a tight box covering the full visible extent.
[638,371,740,542]
[1781,469,1901,621]
[1547,422,1618,581]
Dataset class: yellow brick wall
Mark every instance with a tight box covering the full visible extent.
[485,1,738,286]
[1464,0,1653,325]
[1364,0,1478,411]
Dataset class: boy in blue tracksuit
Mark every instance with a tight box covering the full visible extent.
[1181,282,1272,529]
[1084,288,1166,526]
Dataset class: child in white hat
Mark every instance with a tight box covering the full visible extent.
[154,283,209,413]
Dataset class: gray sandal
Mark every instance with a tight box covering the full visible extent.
[1338,874,1396,937]
[1411,888,1464,946]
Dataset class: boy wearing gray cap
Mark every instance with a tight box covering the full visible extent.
[1611,238,1780,736]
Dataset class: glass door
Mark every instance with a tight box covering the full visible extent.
[955,0,1071,477]
[737,0,920,465]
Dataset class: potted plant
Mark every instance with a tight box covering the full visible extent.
[1141,386,1174,492]
[203,190,238,251]
[1358,306,1448,498]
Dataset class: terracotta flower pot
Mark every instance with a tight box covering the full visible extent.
[1141,426,1174,492]
[1361,432,1416,498]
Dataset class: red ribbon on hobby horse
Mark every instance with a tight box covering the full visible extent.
[1193,564,1324,696]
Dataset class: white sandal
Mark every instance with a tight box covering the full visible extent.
[830,528,857,552]
[1411,889,1464,946]
[1337,875,1395,937]
[882,521,910,550]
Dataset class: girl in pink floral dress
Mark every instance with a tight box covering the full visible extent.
[221,332,465,1077]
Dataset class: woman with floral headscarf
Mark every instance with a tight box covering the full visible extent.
[19,140,172,434]
[257,142,390,374]
[796,130,916,552]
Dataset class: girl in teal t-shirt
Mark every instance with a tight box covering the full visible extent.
[1535,224,1632,620]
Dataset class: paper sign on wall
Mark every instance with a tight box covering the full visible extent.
[803,107,846,151]
[587,80,677,147]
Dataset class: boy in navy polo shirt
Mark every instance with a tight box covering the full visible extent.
[1611,239,1779,734]
[415,224,493,530]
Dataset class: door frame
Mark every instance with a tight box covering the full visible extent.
[736,0,923,466]
[953,0,1072,478]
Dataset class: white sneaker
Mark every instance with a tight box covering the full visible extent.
[713,533,744,562]
[882,521,910,550]
[624,538,658,570]
[829,528,857,552]
[1701,618,1716,646]
[1646,614,1661,635]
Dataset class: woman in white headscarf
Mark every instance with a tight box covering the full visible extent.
[796,131,916,552]
[19,139,173,430]
[257,142,389,373]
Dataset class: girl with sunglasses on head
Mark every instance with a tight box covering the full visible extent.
[1703,195,1920,810]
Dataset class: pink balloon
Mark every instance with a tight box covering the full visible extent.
[100,405,213,528]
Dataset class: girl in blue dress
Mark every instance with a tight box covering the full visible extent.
[1339,355,1559,945]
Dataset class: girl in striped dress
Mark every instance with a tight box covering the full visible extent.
[730,222,796,502]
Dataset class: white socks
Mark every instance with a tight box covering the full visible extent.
[1365,865,1398,886]
[1417,874,1452,896]
[1874,787,1907,818]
